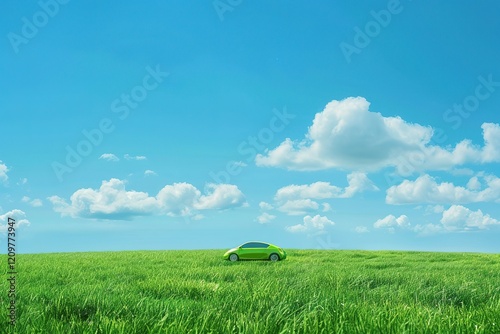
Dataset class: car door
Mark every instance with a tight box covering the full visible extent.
[254,243,270,259]
[238,243,257,260]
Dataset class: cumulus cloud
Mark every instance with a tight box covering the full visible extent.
[440,205,500,230]
[195,184,247,210]
[386,174,500,204]
[466,176,481,190]
[0,161,9,183]
[414,205,500,235]
[99,153,119,162]
[278,199,320,215]
[374,214,410,230]
[0,209,30,233]
[48,178,247,220]
[322,203,332,212]
[425,205,444,214]
[274,172,377,215]
[155,182,201,216]
[256,212,276,224]
[286,214,335,234]
[412,223,445,236]
[22,196,43,207]
[124,154,147,160]
[450,168,475,176]
[259,202,274,211]
[144,170,157,176]
[256,97,500,174]
[256,202,276,224]
[275,182,342,201]
[49,179,158,219]
[343,172,380,197]
[355,226,369,233]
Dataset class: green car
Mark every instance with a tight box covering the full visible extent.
[223,241,287,262]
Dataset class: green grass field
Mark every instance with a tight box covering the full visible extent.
[2,250,500,333]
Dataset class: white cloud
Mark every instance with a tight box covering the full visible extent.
[257,202,276,223]
[386,174,500,204]
[0,209,30,233]
[322,203,332,212]
[0,161,9,183]
[441,205,500,231]
[412,223,444,236]
[275,182,343,201]
[374,214,410,229]
[413,205,500,235]
[30,199,43,207]
[426,205,444,214]
[256,97,431,171]
[343,172,380,197]
[285,224,307,233]
[22,196,42,207]
[466,176,481,190]
[49,179,158,219]
[256,97,500,174]
[194,184,247,210]
[124,154,147,160]
[17,178,28,186]
[480,123,500,162]
[144,170,157,176]
[99,153,119,162]
[274,172,377,215]
[49,178,247,220]
[156,183,201,216]
[355,226,369,233]
[286,214,335,234]
[256,212,276,224]
[449,168,475,176]
[259,201,274,211]
[275,173,377,201]
[278,199,320,215]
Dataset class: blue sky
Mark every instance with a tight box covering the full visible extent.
[1,1,500,253]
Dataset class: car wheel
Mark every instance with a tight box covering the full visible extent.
[229,254,239,262]
[269,253,280,262]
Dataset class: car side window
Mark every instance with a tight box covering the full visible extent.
[241,242,269,248]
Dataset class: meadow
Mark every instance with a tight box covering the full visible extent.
[1,249,500,333]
